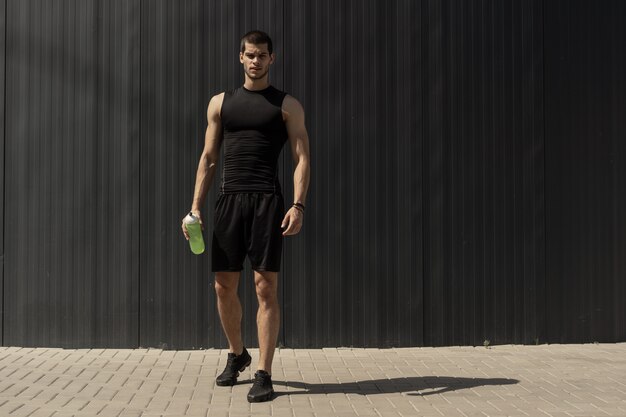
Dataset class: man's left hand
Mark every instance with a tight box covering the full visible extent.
[281,207,303,236]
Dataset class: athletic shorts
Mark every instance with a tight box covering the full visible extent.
[211,191,285,272]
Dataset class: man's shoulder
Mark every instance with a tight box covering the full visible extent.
[281,94,305,123]
[282,94,304,113]
[208,92,227,119]
[211,91,227,101]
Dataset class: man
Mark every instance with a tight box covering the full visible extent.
[181,30,311,403]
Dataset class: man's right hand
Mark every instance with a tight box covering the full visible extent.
[181,210,204,240]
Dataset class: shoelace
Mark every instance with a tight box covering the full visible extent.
[253,372,270,386]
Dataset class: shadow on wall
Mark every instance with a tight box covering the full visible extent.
[256,376,519,396]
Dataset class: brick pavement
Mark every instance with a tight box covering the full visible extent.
[0,343,624,417]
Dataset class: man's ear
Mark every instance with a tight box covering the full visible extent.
[270,52,276,65]
[239,52,244,63]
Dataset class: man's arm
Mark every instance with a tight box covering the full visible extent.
[283,95,311,208]
[279,95,310,236]
[191,93,224,213]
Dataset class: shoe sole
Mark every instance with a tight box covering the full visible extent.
[247,389,274,402]
[215,357,252,386]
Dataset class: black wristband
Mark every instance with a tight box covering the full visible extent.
[293,203,305,213]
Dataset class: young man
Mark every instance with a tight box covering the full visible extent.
[181,30,311,402]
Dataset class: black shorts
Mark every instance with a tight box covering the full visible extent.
[211,191,285,272]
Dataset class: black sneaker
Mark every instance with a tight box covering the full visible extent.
[215,347,252,386]
[247,370,274,402]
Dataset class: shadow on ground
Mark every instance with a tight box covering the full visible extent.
[238,376,519,397]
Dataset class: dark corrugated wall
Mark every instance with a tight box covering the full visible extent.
[544,0,626,343]
[1,0,625,348]
[281,0,423,348]
[421,0,546,346]
[0,0,5,346]
[3,0,140,347]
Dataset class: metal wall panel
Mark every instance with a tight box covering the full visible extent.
[0,0,5,346]
[282,0,423,348]
[545,0,626,343]
[139,0,207,350]
[420,0,545,346]
[1,0,624,348]
[3,0,140,347]
[139,0,286,349]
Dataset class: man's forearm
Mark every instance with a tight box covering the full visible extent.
[292,158,310,205]
[192,155,218,212]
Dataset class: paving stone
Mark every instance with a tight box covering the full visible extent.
[26,409,57,417]
[0,344,624,417]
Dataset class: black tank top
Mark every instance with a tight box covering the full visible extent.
[219,84,289,194]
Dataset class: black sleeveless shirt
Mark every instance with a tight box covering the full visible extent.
[219,84,289,194]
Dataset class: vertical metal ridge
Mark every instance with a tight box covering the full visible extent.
[541,0,547,345]
[1,0,6,347]
[137,0,141,349]
[420,0,427,347]
[609,0,626,341]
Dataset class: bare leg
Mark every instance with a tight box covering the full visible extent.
[254,270,280,375]
[214,271,244,355]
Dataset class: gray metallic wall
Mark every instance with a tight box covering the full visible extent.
[1,0,624,349]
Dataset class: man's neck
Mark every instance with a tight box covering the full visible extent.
[243,76,270,91]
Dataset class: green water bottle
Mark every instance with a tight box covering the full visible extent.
[184,212,205,254]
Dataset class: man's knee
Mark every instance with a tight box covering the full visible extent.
[214,271,240,297]
[254,271,278,301]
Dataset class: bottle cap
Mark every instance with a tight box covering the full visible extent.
[184,212,199,225]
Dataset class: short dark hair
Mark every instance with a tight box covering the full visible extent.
[240,30,273,54]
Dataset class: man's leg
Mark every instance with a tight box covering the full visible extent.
[214,271,244,355]
[254,270,280,375]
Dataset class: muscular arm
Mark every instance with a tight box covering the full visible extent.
[191,93,224,213]
[282,95,311,207]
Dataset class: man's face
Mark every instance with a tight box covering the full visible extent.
[240,42,274,80]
